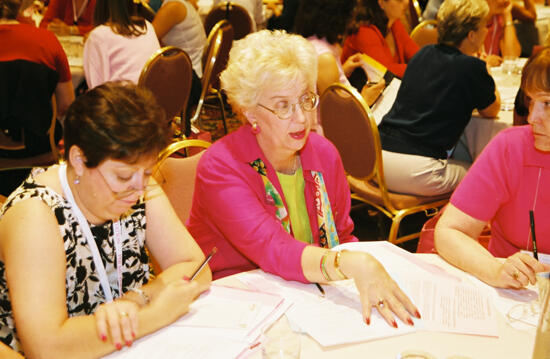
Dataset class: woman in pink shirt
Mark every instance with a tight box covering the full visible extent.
[435,49,550,290]
[188,30,421,328]
[83,0,160,88]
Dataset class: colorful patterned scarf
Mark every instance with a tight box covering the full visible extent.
[250,158,339,248]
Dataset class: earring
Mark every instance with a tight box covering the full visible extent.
[251,122,260,134]
[74,176,80,185]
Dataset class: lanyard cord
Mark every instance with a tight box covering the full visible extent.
[488,15,498,56]
[72,0,89,25]
[59,163,123,302]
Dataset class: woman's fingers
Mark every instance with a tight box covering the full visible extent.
[94,306,108,342]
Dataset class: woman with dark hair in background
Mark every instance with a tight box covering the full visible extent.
[295,0,385,109]
[83,0,160,88]
[341,0,418,78]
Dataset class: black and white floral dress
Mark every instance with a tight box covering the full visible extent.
[0,172,151,353]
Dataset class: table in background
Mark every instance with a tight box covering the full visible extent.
[462,61,523,160]
[57,35,85,89]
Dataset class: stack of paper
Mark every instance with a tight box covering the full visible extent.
[103,285,289,359]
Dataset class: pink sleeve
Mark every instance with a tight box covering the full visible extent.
[195,152,309,282]
[450,131,513,221]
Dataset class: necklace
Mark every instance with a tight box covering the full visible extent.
[72,0,89,25]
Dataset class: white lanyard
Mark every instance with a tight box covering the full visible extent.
[72,0,89,25]
[59,163,123,302]
[487,15,498,56]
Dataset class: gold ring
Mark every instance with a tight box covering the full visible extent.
[512,271,520,280]
[377,299,385,308]
[120,311,129,317]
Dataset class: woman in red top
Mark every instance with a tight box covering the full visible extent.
[341,0,418,78]
[39,0,96,35]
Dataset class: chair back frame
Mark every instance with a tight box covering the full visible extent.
[410,20,438,48]
[138,46,194,134]
[320,83,396,212]
[204,1,253,40]
[320,83,449,244]
[190,20,233,133]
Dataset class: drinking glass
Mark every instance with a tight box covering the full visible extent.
[261,316,301,359]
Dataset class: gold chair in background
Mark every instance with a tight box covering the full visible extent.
[320,83,450,244]
[410,20,438,48]
[138,46,194,137]
[204,1,254,40]
[191,20,234,135]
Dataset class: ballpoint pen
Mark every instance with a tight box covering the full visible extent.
[315,283,325,296]
[529,210,539,260]
[189,247,217,280]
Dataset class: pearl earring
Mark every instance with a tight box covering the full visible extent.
[74,177,80,185]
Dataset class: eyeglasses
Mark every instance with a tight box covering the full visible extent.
[96,167,165,200]
[257,92,319,120]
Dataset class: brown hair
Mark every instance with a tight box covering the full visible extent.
[522,47,550,96]
[0,0,21,19]
[93,0,146,37]
[63,81,170,167]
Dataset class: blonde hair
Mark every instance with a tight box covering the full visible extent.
[220,30,318,113]
[437,0,489,47]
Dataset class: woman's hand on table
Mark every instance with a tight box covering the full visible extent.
[47,19,78,35]
[361,79,386,106]
[483,54,503,67]
[340,251,421,327]
[94,299,139,349]
[493,252,550,288]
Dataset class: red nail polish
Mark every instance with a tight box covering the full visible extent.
[415,310,422,319]
[365,317,370,325]
[132,332,136,339]
[101,334,107,342]
[392,320,398,328]
[115,343,122,350]
[182,275,190,281]
[407,318,414,326]
[126,340,132,347]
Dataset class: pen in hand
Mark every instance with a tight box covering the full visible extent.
[315,283,325,297]
[189,247,217,281]
[529,210,539,260]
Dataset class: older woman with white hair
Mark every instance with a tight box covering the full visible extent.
[378,0,501,196]
[187,30,420,327]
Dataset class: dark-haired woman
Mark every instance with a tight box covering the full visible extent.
[83,0,160,88]
[341,0,418,78]
[0,82,211,356]
[295,0,385,110]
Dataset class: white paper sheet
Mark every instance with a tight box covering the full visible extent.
[371,78,401,124]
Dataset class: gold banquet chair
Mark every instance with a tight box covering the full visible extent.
[410,20,438,48]
[204,1,254,40]
[138,46,194,137]
[320,83,450,244]
[155,139,211,225]
[191,20,234,135]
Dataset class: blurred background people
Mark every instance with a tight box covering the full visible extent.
[483,0,521,66]
[83,0,160,88]
[294,0,385,109]
[152,0,206,77]
[39,0,96,35]
[0,82,211,356]
[342,0,419,78]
